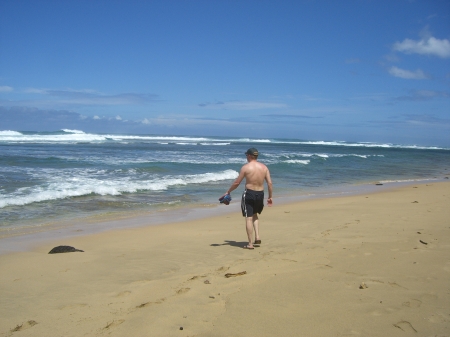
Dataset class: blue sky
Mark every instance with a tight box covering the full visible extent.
[1,0,449,146]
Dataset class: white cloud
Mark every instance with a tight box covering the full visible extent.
[93,115,101,120]
[199,101,287,110]
[24,88,47,94]
[0,86,13,92]
[115,115,122,120]
[141,118,151,124]
[395,89,449,101]
[393,36,450,58]
[388,66,428,80]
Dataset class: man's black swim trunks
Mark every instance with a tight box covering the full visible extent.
[241,189,264,217]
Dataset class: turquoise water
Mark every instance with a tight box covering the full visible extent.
[1,129,449,236]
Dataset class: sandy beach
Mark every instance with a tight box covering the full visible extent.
[1,182,449,336]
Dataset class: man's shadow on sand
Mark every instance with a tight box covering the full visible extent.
[210,240,260,248]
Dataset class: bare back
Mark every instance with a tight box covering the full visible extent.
[226,156,273,200]
[242,161,269,191]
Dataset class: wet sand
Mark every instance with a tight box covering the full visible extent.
[1,182,449,336]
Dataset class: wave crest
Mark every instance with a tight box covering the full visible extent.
[0,169,239,208]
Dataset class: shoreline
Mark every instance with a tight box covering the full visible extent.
[0,181,448,336]
[1,177,446,255]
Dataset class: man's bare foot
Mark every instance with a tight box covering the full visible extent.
[243,245,254,249]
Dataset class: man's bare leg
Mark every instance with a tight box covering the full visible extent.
[245,216,255,248]
[253,214,261,243]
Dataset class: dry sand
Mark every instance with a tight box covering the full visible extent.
[1,182,449,336]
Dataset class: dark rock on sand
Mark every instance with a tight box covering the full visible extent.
[48,246,84,254]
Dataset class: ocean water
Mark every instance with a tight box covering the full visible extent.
[1,129,449,239]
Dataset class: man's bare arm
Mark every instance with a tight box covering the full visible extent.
[225,166,246,195]
[265,168,273,204]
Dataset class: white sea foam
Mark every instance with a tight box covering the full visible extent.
[232,138,272,143]
[199,142,230,146]
[378,178,438,184]
[266,152,382,164]
[276,140,447,150]
[257,139,446,150]
[0,130,22,136]
[62,129,85,134]
[284,160,310,165]
[172,158,245,165]
[112,135,210,142]
[0,169,239,208]
[0,130,212,144]
[0,133,107,143]
[0,130,446,150]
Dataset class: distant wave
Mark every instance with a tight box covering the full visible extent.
[61,129,86,134]
[284,160,310,165]
[0,130,22,136]
[274,140,447,150]
[0,129,447,150]
[199,142,230,146]
[275,153,379,164]
[266,153,384,164]
[332,154,384,159]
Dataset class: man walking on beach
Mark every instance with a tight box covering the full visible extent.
[222,148,273,249]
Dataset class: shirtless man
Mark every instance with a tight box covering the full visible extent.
[222,148,273,249]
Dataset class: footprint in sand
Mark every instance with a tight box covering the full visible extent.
[103,319,125,330]
[224,271,246,278]
[388,281,408,289]
[189,275,207,281]
[322,232,330,237]
[216,266,230,273]
[176,288,190,294]
[10,320,38,332]
[136,298,166,308]
[402,299,422,308]
[393,320,417,333]
[133,298,166,312]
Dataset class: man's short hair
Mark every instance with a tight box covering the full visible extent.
[245,148,259,157]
